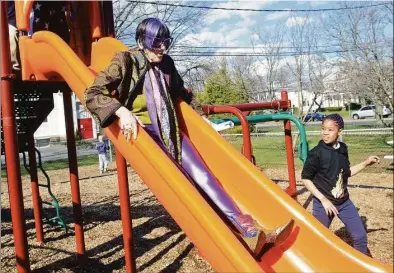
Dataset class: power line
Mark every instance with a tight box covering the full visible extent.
[124,43,392,50]
[170,50,350,54]
[169,47,394,57]
[170,49,356,57]
[172,45,343,49]
[171,43,391,49]
[122,46,390,57]
[126,1,387,12]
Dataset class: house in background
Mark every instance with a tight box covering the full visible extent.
[75,97,99,140]
[248,72,361,114]
[34,93,98,141]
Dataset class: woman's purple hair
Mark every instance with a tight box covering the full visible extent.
[135,18,170,49]
[324,113,344,129]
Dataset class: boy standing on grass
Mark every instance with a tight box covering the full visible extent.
[96,135,109,174]
[301,113,380,256]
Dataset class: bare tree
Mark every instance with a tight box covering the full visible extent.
[178,57,218,93]
[113,0,206,47]
[383,1,393,24]
[253,23,286,101]
[228,56,266,102]
[325,1,393,126]
[285,12,312,116]
[112,0,209,89]
[303,18,336,119]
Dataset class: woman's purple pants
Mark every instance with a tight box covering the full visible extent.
[145,125,242,219]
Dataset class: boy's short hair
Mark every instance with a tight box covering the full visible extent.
[324,113,344,129]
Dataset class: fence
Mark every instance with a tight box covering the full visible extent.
[222,128,393,173]
[1,128,392,177]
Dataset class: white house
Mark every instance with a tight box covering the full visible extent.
[34,93,98,141]
[250,73,361,114]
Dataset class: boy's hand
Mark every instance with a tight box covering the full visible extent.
[365,156,380,166]
[321,198,338,217]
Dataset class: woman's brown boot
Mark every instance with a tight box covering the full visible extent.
[266,219,295,245]
[254,219,295,259]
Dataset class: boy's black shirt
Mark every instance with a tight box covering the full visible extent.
[301,140,351,205]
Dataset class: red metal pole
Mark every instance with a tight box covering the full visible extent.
[102,4,135,271]
[202,105,253,162]
[1,2,31,272]
[281,91,297,200]
[102,0,115,38]
[63,89,86,259]
[115,148,136,273]
[226,101,287,112]
[27,131,44,244]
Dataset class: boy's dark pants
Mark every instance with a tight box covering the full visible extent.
[313,198,368,255]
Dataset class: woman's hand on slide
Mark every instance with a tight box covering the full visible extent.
[115,106,145,141]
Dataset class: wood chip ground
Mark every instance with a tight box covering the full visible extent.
[2,163,393,272]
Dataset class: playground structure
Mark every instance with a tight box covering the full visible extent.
[203,91,309,200]
[1,1,393,273]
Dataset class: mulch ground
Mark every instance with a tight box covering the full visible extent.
[1,162,393,272]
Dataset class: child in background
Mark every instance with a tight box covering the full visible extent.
[301,113,380,255]
[96,135,109,174]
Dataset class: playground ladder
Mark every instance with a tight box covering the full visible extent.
[22,148,68,232]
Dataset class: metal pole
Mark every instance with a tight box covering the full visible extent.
[281,91,297,200]
[102,3,135,271]
[109,141,113,163]
[63,88,86,259]
[225,101,288,112]
[115,148,136,273]
[202,105,253,162]
[89,1,103,40]
[27,130,44,244]
[102,0,115,38]
[1,2,31,271]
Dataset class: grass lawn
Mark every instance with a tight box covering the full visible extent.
[324,109,351,118]
[1,154,99,179]
[292,109,350,118]
[227,134,393,172]
[2,134,392,179]
[254,123,386,133]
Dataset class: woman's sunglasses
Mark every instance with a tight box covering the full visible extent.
[144,35,173,50]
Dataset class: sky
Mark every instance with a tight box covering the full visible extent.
[114,0,392,84]
[182,1,327,47]
[166,1,393,79]
[178,1,393,50]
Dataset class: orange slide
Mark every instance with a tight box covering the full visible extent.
[19,31,393,273]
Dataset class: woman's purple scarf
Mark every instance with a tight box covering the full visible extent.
[143,63,182,163]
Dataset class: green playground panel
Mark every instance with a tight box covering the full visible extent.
[212,112,309,163]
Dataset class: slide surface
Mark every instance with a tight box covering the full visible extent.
[21,31,393,273]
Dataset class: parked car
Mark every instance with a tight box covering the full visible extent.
[351,105,392,120]
[302,112,326,122]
